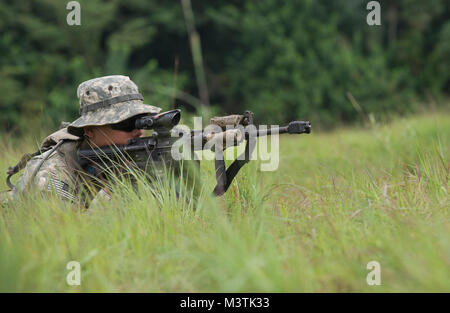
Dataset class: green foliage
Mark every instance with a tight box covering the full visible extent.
[0,0,448,133]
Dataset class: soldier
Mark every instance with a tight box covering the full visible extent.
[5,75,161,209]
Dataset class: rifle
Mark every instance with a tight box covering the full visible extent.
[77,110,311,196]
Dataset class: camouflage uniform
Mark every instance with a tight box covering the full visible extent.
[6,75,161,209]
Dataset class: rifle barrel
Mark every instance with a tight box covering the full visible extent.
[255,121,311,137]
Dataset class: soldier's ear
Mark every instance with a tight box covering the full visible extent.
[83,127,94,139]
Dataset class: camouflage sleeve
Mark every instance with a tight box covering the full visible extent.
[42,172,76,202]
[15,148,78,203]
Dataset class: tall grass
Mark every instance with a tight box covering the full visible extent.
[0,113,448,292]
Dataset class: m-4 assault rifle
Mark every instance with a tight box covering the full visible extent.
[77,110,311,196]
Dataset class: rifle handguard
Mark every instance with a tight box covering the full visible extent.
[210,115,243,129]
[205,129,244,150]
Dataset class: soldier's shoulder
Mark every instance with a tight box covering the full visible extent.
[15,140,82,194]
[28,140,78,170]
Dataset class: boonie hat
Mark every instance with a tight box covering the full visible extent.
[67,75,161,136]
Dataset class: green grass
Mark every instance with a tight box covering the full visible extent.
[0,113,449,292]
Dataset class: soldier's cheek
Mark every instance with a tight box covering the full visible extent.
[121,133,135,144]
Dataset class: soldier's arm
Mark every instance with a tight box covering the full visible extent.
[35,170,77,203]
[87,188,112,211]
[15,150,78,204]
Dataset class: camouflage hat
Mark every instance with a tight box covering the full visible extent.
[67,75,161,136]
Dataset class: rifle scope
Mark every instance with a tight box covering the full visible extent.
[135,109,181,130]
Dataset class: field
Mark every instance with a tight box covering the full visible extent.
[0,112,449,292]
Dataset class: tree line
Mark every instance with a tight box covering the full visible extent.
[0,0,448,134]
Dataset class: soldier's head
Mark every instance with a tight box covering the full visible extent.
[68,75,161,147]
